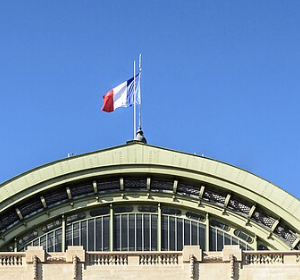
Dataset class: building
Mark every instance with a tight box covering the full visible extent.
[1,141,300,280]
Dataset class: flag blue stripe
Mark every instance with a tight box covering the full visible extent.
[126,74,140,106]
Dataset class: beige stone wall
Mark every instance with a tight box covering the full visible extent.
[1,246,300,280]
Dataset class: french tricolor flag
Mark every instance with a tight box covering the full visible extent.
[101,74,140,112]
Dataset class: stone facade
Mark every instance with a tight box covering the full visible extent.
[1,245,300,280]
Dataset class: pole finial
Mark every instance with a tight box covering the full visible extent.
[139,54,142,72]
[135,128,147,144]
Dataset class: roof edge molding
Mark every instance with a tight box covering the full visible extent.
[1,142,300,233]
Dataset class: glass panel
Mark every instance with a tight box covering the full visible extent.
[66,225,72,248]
[240,242,246,250]
[151,215,158,251]
[88,219,95,251]
[42,220,62,233]
[47,232,54,252]
[191,221,198,245]
[73,223,80,246]
[144,214,150,251]
[136,214,142,251]
[114,206,134,213]
[234,229,253,243]
[138,206,157,213]
[33,239,39,246]
[177,218,183,251]
[90,208,110,217]
[258,244,269,251]
[114,215,121,251]
[67,213,86,223]
[247,244,254,251]
[96,217,103,251]
[55,228,62,252]
[186,212,205,222]
[199,224,206,250]
[40,235,46,250]
[184,220,190,246]
[161,215,168,250]
[81,221,87,250]
[162,208,181,215]
[103,216,110,251]
[169,216,175,250]
[225,233,231,245]
[232,236,238,246]
[211,220,230,231]
[209,227,216,251]
[129,214,135,250]
[217,229,224,251]
[121,215,128,250]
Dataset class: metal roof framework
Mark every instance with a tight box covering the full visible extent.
[0,142,300,251]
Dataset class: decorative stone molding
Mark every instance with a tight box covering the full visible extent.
[89,254,129,265]
[32,255,38,280]
[229,254,235,280]
[46,256,66,262]
[139,253,178,265]
[203,256,223,262]
[73,255,78,280]
[244,252,283,264]
[189,254,195,280]
[183,246,202,262]
[223,245,242,262]
[0,254,24,266]
[26,246,45,263]
[2,247,300,280]
[66,246,85,263]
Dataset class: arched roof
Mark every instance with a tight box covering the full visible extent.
[0,142,299,250]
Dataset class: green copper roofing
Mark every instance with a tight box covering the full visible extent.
[0,141,299,250]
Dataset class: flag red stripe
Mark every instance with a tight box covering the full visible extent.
[101,90,114,112]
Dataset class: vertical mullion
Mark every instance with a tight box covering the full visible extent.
[109,204,113,251]
[94,218,96,251]
[205,213,209,251]
[127,214,129,251]
[158,203,161,251]
[52,231,55,252]
[53,232,56,252]
[142,214,144,251]
[120,214,122,251]
[167,216,170,251]
[215,228,218,251]
[102,217,104,251]
[135,213,137,251]
[182,218,184,248]
[150,214,152,251]
[189,220,192,245]
[62,215,66,252]
[46,233,48,251]
[197,222,199,246]
[79,222,82,246]
[72,224,74,246]
[86,220,89,249]
[54,231,56,252]
[175,217,177,251]
[61,215,66,252]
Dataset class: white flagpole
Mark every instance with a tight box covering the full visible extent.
[138,54,142,130]
[133,60,136,139]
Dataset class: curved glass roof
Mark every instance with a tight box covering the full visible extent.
[0,142,299,252]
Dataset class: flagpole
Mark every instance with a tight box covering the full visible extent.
[138,54,142,130]
[133,60,136,139]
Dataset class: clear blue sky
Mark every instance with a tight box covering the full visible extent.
[0,1,300,199]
